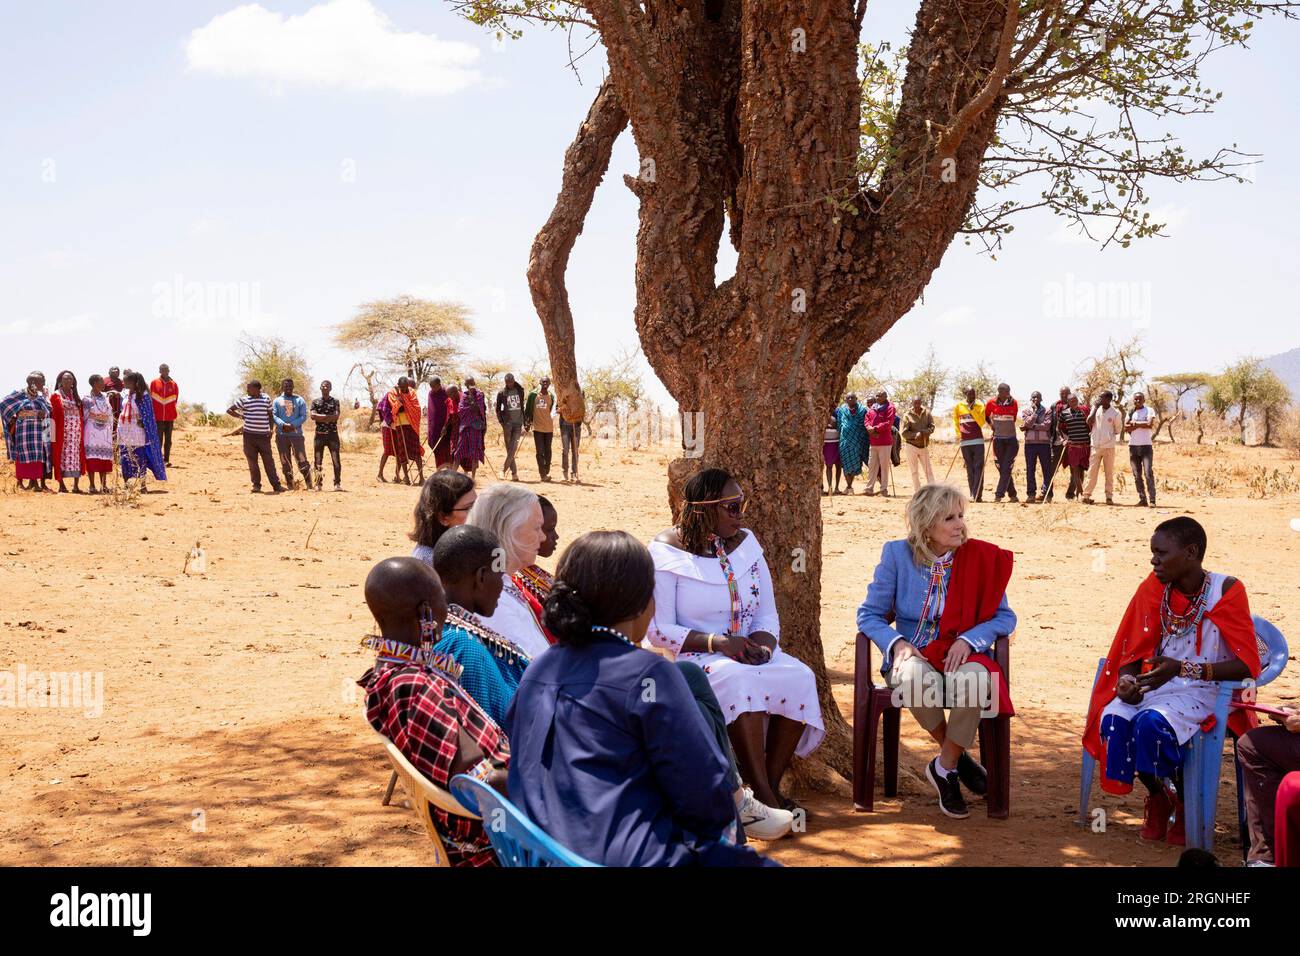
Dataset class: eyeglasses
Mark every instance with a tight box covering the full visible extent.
[693,494,747,518]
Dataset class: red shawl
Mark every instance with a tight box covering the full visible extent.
[50,392,85,481]
[920,538,1015,717]
[1082,572,1261,794]
[386,388,421,431]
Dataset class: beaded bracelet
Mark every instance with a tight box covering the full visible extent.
[1180,659,1204,681]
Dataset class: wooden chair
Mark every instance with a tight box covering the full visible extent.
[374,730,480,866]
[852,631,1012,818]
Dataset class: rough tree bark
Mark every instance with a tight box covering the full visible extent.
[532,0,1021,786]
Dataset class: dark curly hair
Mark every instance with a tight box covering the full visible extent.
[678,467,735,555]
[410,471,476,550]
[543,531,655,646]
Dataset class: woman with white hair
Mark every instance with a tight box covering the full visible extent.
[467,483,550,657]
[856,483,1017,819]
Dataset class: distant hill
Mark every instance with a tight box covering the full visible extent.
[1263,346,1300,399]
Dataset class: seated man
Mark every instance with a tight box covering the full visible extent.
[1083,517,1261,845]
[432,525,531,727]
[357,556,508,867]
[1238,706,1300,867]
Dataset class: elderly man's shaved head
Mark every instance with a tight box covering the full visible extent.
[364,557,448,645]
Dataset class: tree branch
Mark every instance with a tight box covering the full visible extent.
[937,0,1020,159]
[527,77,628,423]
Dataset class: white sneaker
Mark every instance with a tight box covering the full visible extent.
[738,788,793,840]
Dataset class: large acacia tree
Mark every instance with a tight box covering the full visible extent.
[455,0,1293,779]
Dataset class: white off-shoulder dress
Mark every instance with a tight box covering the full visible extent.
[647,532,825,757]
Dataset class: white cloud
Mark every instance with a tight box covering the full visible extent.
[185,0,484,97]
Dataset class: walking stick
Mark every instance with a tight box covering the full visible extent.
[1040,443,1068,503]
[941,441,962,482]
[975,435,993,501]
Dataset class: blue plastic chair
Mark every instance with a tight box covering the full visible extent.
[450,775,602,868]
[1079,615,1289,852]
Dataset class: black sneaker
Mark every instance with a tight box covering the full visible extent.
[925,757,969,819]
[957,752,988,796]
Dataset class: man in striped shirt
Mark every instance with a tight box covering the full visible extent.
[952,387,987,502]
[986,383,1019,503]
[1057,394,1092,499]
[226,380,284,494]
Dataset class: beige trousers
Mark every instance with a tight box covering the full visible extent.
[1084,445,1116,499]
[887,653,985,750]
[903,443,934,489]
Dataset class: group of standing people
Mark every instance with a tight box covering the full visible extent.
[3,364,174,493]
[380,373,584,486]
[825,385,1159,507]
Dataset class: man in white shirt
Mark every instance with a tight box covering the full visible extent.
[1083,390,1123,505]
[1126,391,1157,507]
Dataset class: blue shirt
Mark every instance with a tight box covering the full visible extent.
[433,615,529,728]
[272,394,308,434]
[505,635,754,867]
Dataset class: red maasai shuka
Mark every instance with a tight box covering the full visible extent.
[1081,572,1261,795]
[919,538,1015,718]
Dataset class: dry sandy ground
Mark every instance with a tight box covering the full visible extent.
[1,427,1297,866]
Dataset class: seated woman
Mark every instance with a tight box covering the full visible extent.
[648,468,824,814]
[431,524,530,727]
[506,530,775,866]
[1083,517,1261,845]
[511,494,558,605]
[856,482,1016,819]
[410,470,476,565]
[466,484,551,657]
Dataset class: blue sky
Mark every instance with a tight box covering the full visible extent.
[1,0,1297,409]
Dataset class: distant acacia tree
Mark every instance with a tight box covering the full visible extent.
[1152,372,1210,442]
[894,346,949,411]
[335,295,472,385]
[1257,370,1292,446]
[1208,358,1284,444]
[845,357,889,402]
[234,335,312,399]
[1077,335,1145,415]
[951,361,999,402]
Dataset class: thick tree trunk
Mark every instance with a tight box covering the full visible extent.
[536,0,1019,788]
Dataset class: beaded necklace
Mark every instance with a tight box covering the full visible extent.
[360,634,464,683]
[1159,572,1213,655]
[913,552,953,649]
[709,534,743,636]
[512,565,555,604]
[447,604,532,668]
[591,625,637,647]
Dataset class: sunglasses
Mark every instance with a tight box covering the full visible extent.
[693,494,747,518]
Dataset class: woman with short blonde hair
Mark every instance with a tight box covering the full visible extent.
[905,483,969,566]
[467,483,549,656]
[856,483,1016,819]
